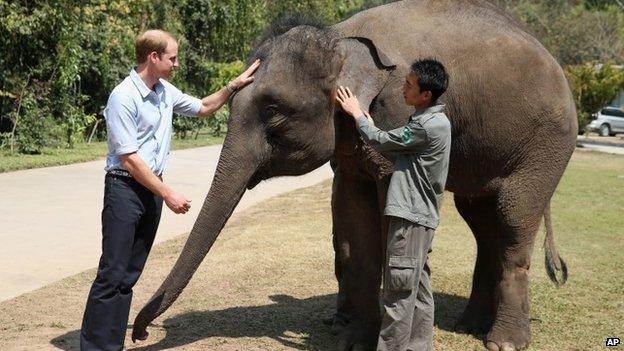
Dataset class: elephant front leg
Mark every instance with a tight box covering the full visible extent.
[331,170,384,351]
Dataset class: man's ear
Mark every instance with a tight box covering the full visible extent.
[422,90,433,103]
[148,51,159,63]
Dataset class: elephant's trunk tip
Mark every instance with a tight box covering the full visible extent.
[131,326,149,343]
[131,292,166,342]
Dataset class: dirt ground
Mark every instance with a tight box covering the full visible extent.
[1,149,622,350]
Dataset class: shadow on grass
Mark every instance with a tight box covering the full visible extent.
[50,292,469,350]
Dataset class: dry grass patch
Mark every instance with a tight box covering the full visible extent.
[0,148,622,350]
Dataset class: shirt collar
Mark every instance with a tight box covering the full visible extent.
[411,104,445,119]
[129,66,163,99]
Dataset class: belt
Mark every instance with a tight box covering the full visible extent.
[106,169,163,179]
[107,169,132,177]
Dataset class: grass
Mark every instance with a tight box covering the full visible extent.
[0,148,622,350]
[0,134,224,173]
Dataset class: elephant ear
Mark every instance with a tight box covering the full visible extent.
[334,36,397,111]
[344,36,396,69]
[332,36,397,180]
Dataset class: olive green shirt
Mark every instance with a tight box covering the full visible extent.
[356,104,451,229]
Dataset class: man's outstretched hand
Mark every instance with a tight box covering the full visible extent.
[230,59,261,90]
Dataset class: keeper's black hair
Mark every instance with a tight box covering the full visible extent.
[410,59,449,103]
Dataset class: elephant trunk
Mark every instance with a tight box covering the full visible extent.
[132,109,266,342]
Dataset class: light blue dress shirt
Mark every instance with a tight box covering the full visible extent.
[104,67,202,175]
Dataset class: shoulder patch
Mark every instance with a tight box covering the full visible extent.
[401,127,414,143]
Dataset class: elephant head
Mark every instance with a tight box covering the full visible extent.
[132,19,396,341]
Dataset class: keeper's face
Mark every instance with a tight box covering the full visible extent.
[403,72,432,108]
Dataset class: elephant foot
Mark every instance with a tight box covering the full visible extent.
[454,302,493,335]
[323,312,350,335]
[335,322,378,351]
[485,341,519,351]
[484,313,530,351]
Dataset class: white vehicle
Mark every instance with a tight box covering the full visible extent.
[586,107,624,136]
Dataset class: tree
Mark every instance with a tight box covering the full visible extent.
[565,62,624,127]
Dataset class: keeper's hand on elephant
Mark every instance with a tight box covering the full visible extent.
[336,85,366,120]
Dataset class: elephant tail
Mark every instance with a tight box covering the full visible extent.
[543,201,568,286]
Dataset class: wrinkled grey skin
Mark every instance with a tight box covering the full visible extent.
[133,1,575,350]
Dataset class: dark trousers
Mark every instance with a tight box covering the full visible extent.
[81,174,163,351]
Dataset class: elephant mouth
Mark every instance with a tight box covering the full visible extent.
[247,172,263,190]
[247,167,269,190]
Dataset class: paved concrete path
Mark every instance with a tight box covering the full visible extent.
[577,135,624,155]
[0,145,333,301]
[577,143,624,155]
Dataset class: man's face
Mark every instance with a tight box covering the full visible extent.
[402,72,432,109]
[153,39,179,79]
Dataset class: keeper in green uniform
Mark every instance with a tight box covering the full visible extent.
[335,58,451,351]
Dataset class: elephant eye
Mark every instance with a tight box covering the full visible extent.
[266,104,279,115]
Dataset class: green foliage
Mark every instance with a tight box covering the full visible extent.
[496,0,624,65]
[1,0,622,157]
[14,92,50,154]
[0,0,150,153]
[266,0,365,23]
[172,61,244,138]
[180,0,267,62]
[565,62,624,126]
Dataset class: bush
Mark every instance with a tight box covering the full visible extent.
[0,0,152,153]
[565,62,624,128]
[172,61,245,138]
[180,0,267,62]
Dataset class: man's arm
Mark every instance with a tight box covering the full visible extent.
[335,86,428,153]
[196,59,261,118]
[356,116,428,153]
[120,153,191,214]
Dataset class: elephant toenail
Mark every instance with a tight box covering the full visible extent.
[501,342,516,351]
[486,341,500,351]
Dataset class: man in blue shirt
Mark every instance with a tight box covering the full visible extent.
[336,59,450,351]
[80,29,259,350]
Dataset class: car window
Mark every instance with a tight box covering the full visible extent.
[602,108,624,118]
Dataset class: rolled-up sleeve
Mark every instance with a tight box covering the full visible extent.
[356,116,429,154]
[104,92,139,155]
[170,84,202,116]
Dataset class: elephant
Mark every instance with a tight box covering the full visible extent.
[132,1,576,350]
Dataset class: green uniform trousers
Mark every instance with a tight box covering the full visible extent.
[378,216,435,351]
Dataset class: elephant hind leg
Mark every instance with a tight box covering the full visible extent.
[454,195,501,335]
[486,177,549,351]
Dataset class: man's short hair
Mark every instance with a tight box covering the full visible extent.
[135,30,175,64]
[410,59,449,103]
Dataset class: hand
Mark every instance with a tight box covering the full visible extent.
[230,59,261,90]
[164,190,192,214]
[335,86,364,118]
